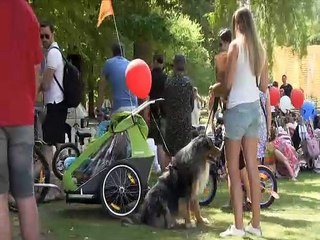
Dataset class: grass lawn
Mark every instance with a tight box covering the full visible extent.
[12,171,320,240]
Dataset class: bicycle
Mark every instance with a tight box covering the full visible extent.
[198,117,279,209]
[52,108,111,180]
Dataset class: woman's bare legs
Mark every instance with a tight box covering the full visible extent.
[225,138,243,229]
[242,137,260,228]
[274,149,295,178]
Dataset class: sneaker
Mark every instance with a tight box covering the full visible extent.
[219,225,245,238]
[245,224,262,237]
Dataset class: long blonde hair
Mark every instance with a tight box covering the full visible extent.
[232,7,265,77]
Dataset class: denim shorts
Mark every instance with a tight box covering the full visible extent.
[0,126,34,198]
[224,101,261,140]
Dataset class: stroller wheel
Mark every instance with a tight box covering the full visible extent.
[100,164,142,218]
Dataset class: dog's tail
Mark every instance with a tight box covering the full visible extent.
[121,213,142,227]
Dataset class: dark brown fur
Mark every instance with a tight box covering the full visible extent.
[171,134,220,227]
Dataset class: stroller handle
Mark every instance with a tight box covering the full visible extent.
[131,98,164,116]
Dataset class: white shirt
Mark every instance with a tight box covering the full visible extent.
[227,42,260,109]
[43,42,64,104]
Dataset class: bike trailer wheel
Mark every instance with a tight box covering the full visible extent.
[100,164,142,218]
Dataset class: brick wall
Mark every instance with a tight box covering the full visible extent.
[273,46,320,105]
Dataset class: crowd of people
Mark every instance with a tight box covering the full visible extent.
[1,1,312,239]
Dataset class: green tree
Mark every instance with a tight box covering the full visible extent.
[31,0,217,110]
[207,0,316,72]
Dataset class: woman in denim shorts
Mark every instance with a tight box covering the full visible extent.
[219,7,269,238]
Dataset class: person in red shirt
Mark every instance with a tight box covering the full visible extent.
[0,1,42,239]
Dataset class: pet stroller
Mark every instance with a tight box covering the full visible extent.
[62,100,160,218]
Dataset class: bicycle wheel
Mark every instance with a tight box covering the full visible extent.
[259,165,277,209]
[52,143,80,180]
[8,194,18,212]
[34,147,51,204]
[100,164,142,218]
[9,147,50,211]
[199,173,217,206]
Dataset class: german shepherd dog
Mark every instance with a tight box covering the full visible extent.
[122,134,220,229]
[171,134,220,227]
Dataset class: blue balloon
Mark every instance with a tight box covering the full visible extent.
[300,101,316,121]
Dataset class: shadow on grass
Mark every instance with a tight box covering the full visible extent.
[261,214,313,229]
[266,191,319,210]
[56,204,112,221]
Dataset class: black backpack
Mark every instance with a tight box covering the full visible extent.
[51,47,83,108]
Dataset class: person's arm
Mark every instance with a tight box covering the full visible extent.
[40,49,60,91]
[223,42,239,92]
[259,59,269,92]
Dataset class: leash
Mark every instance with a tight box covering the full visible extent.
[150,112,171,156]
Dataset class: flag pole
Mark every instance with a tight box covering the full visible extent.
[112,14,124,57]
[112,13,132,106]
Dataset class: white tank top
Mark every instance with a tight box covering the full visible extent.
[227,43,260,109]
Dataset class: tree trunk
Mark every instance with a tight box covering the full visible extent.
[88,89,95,118]
[87,65,95,118]
[133,39,153,66]
[133,39,153,118]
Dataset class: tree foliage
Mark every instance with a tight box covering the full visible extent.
[30,0,317,100]
[207,0,316,71]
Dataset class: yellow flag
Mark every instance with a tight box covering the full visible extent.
[97,0,114,27]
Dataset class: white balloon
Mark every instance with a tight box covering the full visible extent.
[280,96,292,113]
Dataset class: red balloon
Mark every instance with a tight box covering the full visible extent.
[125,59,152,99]
[269,87,280,106]
[290,89,304,109]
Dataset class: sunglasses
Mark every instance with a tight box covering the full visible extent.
[40,34,50,40]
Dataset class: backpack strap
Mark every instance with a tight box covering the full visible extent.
[50,46,68,63]
[48,46,65,94]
